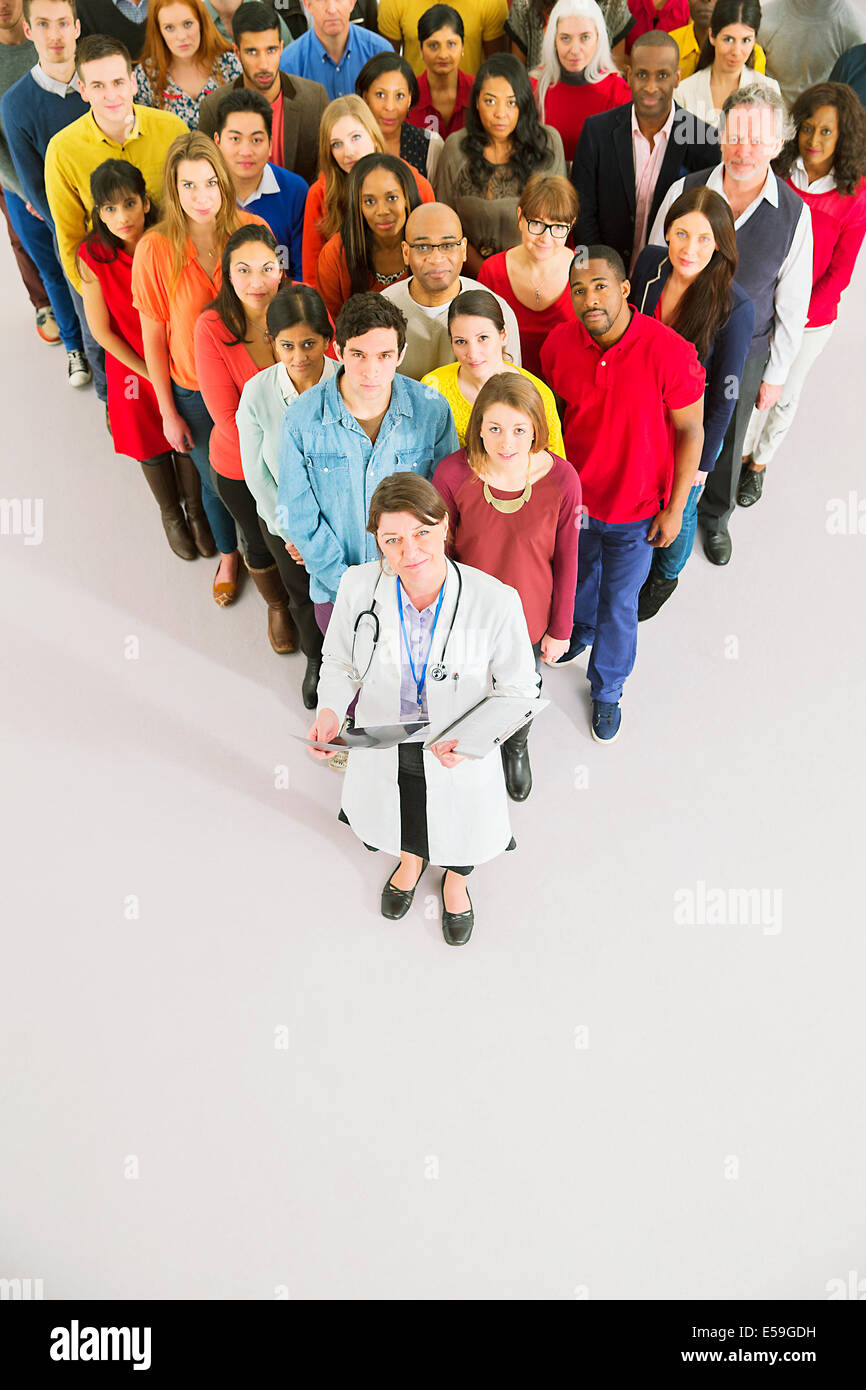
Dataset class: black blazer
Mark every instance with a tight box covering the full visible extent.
[571,103,720,267]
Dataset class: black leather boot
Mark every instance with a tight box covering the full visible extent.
[637,571,678,621]
[501,721,532,802]
[301,657,321,710]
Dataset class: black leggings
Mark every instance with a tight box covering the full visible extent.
[397,743,473,876]
[211,469,322,660]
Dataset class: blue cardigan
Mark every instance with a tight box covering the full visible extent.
[629,246,755,474]
[242,162,307,283]
[2,70,87,225]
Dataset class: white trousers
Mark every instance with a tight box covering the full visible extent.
[742,323,836,467]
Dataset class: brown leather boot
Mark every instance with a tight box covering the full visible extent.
[174,451,217,557]
[246,562,297,653]
[139,456,197,560]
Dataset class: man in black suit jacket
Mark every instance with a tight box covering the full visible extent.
[571,29,720,271]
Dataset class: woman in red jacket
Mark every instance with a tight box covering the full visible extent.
[194,224,298,654]
[739,82,866,504]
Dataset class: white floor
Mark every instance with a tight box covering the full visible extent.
[3,180,866,1301]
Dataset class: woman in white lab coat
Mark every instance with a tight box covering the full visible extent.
[308,473,541,946]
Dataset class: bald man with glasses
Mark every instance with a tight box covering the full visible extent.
[381,201,521,380]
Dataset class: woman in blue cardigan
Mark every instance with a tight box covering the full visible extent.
[630,186,755,618]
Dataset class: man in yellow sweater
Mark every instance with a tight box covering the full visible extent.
[670,0,767,80]
[45,33,187,291]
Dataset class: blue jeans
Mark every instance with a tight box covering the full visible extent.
[571,514,655,703]
[65,274,108,402]
[4,190,83,354]
[653,483,702,580]
[170,383,237,555]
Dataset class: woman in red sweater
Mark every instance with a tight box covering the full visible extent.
[316,153,421,323]
[433,372,581,803]
[739,82,866,504]
[477,174,578,377]
[194,224,297,653]
[531,0,630,162]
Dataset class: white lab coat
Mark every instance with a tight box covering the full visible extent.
[317,559,541,866]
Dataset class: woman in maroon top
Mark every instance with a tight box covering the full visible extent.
[194,224,298,655]
[477,174,578,376]
[406,5,474,140]
[78,159,198,562]
[433,372,581,802]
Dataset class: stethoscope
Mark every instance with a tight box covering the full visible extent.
[351,559,463,683]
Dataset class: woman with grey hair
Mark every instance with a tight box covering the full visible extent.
[507,0,634,72]
[531,0,630,160]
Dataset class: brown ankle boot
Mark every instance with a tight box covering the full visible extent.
[174,452,217,557]
[246,562,297,653]
[139,456,196,560]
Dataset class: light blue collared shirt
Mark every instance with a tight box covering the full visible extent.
[278,24,393,100]
[277,370,458,604]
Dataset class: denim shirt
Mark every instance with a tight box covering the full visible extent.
[277,370,459,604]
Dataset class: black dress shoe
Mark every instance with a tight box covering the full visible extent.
[737,466,765,508]
[501,723,532,801]
[301,657,321,710]
[440,872,474,945]
[703,530,732,565]
[381,859,428,919]
[637,572,678,621]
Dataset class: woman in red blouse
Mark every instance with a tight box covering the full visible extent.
[739,81,866,503]
[406,5,475,141]
[531,0,630,163]
[78,159,197,562]
[433,372,581,802]
[477,173,578,377]
[194,224,297,654]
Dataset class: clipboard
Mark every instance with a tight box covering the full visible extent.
[423,697,549,759]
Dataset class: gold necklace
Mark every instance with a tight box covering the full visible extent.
[482,459,533,514]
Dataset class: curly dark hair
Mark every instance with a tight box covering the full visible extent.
[774,82,866,197]
[461,54,556,193]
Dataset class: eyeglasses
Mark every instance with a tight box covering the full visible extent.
[406,240,465,256]
[523,217,572,239]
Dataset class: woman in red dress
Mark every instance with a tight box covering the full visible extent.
[77,159,197,560]
[477,173,578,377]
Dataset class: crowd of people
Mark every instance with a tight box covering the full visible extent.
[2,0,866,943]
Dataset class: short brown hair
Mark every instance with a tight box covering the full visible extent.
[76,34,132,77]
[367,473,447,541]
[465,373,549,475]
[518,173,578,226]
[24,0,77,21]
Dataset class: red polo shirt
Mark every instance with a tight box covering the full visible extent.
[540,310,705,524]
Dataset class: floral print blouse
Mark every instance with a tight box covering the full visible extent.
[133,50,242,130]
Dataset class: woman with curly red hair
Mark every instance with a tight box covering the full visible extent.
[738,82,866,505]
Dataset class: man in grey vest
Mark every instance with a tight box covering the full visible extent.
[649,85,812,565]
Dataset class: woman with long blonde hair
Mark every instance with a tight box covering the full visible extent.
[132,133,269,606]
[133,0,241,129]
[301,95,435,286]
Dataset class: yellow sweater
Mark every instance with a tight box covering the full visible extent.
[421,361,565,455]
[670,22,767,82]
[45,104,188,290]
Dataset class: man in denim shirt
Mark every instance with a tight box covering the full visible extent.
[277,293,459,628]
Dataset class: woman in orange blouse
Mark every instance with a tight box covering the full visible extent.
[315,152,422,322]
[132,132,268,605]
[301,96,434,287]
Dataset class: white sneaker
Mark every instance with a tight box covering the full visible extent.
[67,349,92,388]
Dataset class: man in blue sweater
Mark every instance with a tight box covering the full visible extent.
[3,0,92,386]
[211,87,306,280]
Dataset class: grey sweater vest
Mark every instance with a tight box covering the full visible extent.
[681,168,804,361]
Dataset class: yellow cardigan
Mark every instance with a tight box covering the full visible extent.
[420,361,565,454]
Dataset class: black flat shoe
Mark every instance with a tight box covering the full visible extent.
[301,657,321,710]
[440,872,473,945]
[703,530,732,566]
[737,466,765,508]
[637,572,678,621]
[381,859,428,919]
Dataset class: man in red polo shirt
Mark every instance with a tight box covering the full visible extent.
[540,246,705,742]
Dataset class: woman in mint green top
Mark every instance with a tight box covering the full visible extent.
[237,285,338,707]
